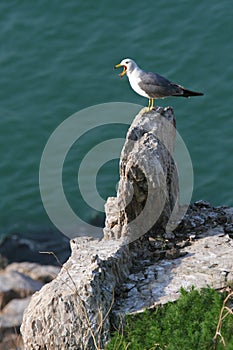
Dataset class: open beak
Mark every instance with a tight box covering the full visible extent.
[114,63,127,78]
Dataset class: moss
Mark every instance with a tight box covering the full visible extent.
[107,287,233,350]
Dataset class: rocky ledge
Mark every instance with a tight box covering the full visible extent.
[19,203,233,350]
[17,107,233,349]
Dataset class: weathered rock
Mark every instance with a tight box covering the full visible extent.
[6,262,60,283]
[174,200,228,236]
[0,270,43,310]
[113,226,233,315]
[104,107,179,243]
[21,219,233,349]
[21,237,132,350]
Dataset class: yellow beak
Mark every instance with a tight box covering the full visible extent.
[114,63,127,78]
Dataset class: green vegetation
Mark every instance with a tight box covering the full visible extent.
[107,287,233,350]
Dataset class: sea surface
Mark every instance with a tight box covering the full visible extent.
[1,1,233,245]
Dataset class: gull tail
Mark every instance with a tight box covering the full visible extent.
[180,88,204,98]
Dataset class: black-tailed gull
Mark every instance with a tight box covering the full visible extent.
[114,58,203,110]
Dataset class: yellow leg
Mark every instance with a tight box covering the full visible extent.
[151,99,154,109]
[147,98,154,111]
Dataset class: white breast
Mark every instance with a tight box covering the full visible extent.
[127,71,150,99]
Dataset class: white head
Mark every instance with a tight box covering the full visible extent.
[114,58,138,77]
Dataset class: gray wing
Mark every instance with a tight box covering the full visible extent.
[138,71,183,98]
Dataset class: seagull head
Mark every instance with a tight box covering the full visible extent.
[114,58,137,78]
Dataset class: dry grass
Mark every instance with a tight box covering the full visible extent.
[213,289,233,350]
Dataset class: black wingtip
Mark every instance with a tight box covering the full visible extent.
[182,89,204,97]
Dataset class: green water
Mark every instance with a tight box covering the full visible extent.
[1,0,233,238]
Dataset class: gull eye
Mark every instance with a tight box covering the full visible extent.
[125,61,129,64]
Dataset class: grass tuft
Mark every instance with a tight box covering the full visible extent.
[107,287,233,350]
